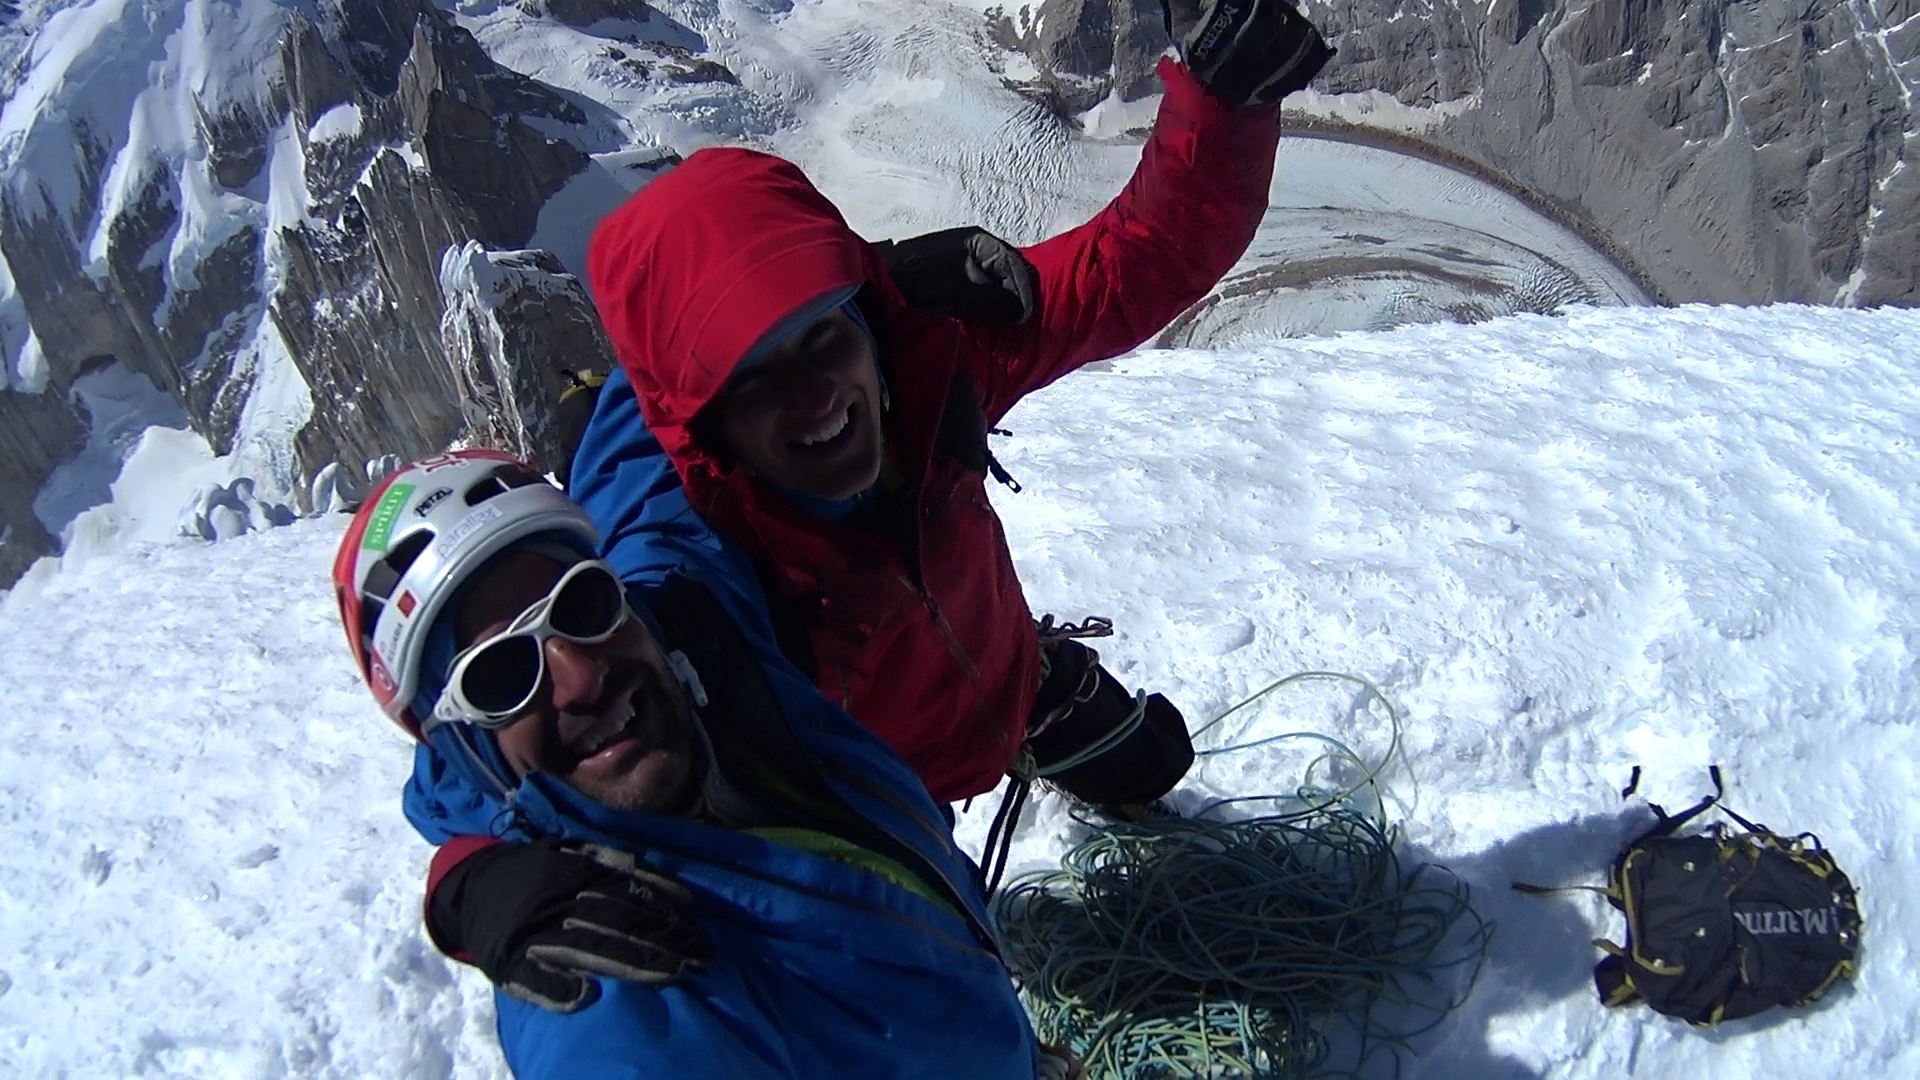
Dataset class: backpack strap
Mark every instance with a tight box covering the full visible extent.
[1512,766,1726,899]
[934,373,1021,492]
[1593,944,1642,1007]
[1510,881,1613,898]
[1713,800,1773,838]
[1627,765,1725,847]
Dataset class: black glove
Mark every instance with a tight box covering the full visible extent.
[875,226,1037,325]
[1165,0,1334,107]
[430,839,713,1013]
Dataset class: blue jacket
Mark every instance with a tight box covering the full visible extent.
[403,367,1039,1078]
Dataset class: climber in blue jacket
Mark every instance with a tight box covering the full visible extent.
[333,449,1047,1077]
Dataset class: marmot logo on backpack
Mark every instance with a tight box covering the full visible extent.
[1735,907,1838,936]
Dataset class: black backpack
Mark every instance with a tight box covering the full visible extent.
[1560,768,1863,1025]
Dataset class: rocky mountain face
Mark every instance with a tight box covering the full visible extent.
[0,0,628,587]
[1008,0,1918,307]
[0,386,83,586]
[270,1,606,486]
[437,243,615,473]
[2,0,1907,591]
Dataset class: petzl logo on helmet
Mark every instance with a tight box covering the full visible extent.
[361,483,416,552]
[414,487,454,517]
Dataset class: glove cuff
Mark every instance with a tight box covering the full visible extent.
[424,834,504,963]
[1158,55,1279,122]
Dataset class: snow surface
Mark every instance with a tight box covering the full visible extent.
[305,102,362,145]
[0,260,39,392]
[12,320,311,584]
[2,303,1916,1077]
[31,361,189,541]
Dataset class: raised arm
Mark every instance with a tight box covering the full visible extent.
[972,0,1332,419]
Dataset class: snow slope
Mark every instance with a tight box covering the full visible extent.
[2,302,1914,1077]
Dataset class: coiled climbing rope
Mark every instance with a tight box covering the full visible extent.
[994,672,1492,1078]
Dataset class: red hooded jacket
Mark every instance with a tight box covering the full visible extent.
[587,59,1281,801]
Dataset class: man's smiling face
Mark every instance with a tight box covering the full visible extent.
[708,307,886,501]
[458,550,700,813]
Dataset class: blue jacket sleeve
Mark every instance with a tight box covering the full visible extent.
[495,978,797,1078]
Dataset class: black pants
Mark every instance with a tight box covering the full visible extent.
[1023,637,1193,805]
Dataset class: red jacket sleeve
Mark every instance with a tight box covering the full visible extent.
[972,58,1282,421]
[423,834,502,963]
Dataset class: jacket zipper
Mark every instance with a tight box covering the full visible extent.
[826,762,1003,951]
[904,573,1002,750]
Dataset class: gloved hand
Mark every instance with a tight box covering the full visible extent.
[1164,0,1335,107]
[875,226,1038,325]
[430,839,713,1013]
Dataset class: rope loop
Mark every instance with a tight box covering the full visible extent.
[995,671,1491,1077]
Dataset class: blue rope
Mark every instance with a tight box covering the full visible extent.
[994,673,1491,1078]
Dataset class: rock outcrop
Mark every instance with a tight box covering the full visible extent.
[1011,0,1918,306]
[307,462,365,515]
[522,0,652,29]
[0,389,84,588]
[1009,0,1169,113]
[177,478,298,542]
[274,0,591,485]
[438,243,618,475]
[0,0,594,587]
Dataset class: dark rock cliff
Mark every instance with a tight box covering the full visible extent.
[0,0,594,585]
[1011,0,1917,306]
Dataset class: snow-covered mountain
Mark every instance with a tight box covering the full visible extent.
[1017,0,1920,308]
[1,0,1661,590]
[0,0,625,585]
[2,303,1915,1076]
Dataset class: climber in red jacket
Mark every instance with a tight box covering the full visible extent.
[585,0,1331,808]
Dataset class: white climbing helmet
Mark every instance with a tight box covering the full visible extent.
[331,449,598,737]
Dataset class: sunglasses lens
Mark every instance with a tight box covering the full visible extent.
[459,635,543,717]
[551,564,625,639]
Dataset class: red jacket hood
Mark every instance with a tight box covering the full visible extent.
[587,148,898,482]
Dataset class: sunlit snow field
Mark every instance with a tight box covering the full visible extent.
[4,304,1917,1076]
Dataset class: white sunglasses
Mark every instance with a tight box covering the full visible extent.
[431,559,629,728]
